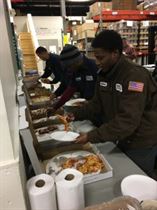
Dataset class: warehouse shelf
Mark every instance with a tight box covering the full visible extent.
[93,10,157,21]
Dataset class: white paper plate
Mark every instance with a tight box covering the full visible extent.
[65,98,86,107]
[50,131,79,142]
[121,174,157,202]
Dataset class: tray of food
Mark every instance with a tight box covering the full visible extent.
[44,143,113,184]
[28,87,51,97]
[32,115,95,143]
[30,107,64,120]
[23,75,39,82]
[35,127,78,143]
[23,75,40,89]
[24,87,53,108]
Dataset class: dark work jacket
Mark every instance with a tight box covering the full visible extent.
[152,61,157,81]
[41,53,63,84]
[73,55,157,149]
[55,55,98,99]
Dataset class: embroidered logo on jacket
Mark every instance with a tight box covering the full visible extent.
[128,81,144,92]
[100,81,108,87]
[115,83,123,92]
[86,75,93,81]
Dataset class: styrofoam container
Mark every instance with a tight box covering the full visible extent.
[121,174,157,202]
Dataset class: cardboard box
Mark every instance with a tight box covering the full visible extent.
[22,49,35,54]
[77,30,96,40]
[23,55,37,62]
[112,0,137,10]
[81,23,98,32]
[90,2,112,15]
[137,2,144,10]
[43,143,113,184]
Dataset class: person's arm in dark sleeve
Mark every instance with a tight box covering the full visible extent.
[71,79,102,121]
[40,62,52,78]
[54,80,67,97]
[50,58,63,84]
[87,72,148,143]
[50,65,62,84]
[41,70,49,78]
[53,86,77,110]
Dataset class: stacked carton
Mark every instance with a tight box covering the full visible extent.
[89,2,112,16]
[72,23,98,40]
[112,0,137,10]
[19,32,37,72]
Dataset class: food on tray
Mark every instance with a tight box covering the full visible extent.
[56,114,69,131]
[31,96,50,103]
[62,155,104,174]
[38,125,58,135]
[29,87,51,98]
[62,158,78,168]
[23,75,39,82]
[31,108,47,117]
[38,127,49,134]
[28,87,54,104]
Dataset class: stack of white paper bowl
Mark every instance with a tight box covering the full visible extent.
[121,174,157,202]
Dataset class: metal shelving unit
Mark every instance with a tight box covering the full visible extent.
[93,10,157,22]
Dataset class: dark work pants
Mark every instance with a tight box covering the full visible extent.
[123,146,157,178]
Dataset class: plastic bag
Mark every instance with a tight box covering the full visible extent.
[85,196,142,210]
[141,200,157,210]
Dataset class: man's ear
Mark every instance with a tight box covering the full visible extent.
[112,49,119,59]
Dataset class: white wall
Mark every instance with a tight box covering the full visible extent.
[14,16,27,32]
[1,2,19,162]
[15,16,63,50]
[0,0,26,209]
[33,16,63,50]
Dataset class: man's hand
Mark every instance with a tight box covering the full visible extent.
[41,78,52,84]
[66,113,75,122]
[75,133,89,144]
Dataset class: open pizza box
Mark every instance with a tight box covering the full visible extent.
[41,143,113,184]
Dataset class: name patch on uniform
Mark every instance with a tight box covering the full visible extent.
[128,81,144,92]
[115,83,123,92]
[75,77,81,81]
[100,81,108,87]
[86,75,93,81]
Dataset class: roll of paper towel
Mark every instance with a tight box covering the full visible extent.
[27,173,57,210]
[56,168,85,210]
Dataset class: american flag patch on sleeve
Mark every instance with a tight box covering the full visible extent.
[128,81,144,92]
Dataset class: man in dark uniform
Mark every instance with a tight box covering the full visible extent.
[51,44,98,110]
[69,30,157,177]
[36,46,63,84]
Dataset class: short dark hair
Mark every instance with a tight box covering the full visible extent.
[36,46,47,54]
[92,30,123,54]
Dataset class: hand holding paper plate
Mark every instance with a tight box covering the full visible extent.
[50,131,79,142]
[65,98,86,107]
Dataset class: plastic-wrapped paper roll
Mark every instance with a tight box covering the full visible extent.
[56,169,85,210]
[27,174,57,210]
